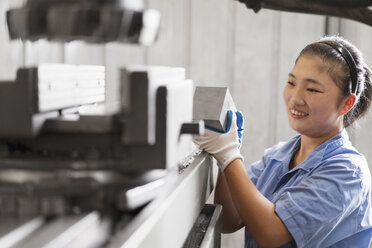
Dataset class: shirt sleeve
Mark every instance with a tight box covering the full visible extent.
[275,157,366,248]
[247,146,274,185]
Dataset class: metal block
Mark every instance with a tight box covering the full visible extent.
[181,120,205,135]
[121,78,195,171]
[0,64,105,138]
[37,64,105,113]
[193,87,236,132]
[121,65,186,145]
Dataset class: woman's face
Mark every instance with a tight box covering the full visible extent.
[283,54,346,138]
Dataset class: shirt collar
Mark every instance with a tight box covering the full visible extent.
[295,129,349,172]
[273,129,349,173]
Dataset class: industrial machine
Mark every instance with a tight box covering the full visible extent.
[1,0,235,246]
[0,62,232,247]
[5,0,368,247]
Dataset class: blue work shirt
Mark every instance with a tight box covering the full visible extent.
[245,129,372,248]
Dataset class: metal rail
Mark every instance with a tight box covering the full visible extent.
[108,152,214,248]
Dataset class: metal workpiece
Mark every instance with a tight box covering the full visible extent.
[193,87,237,133]
[181,120,205,135]
[6,0,160,44]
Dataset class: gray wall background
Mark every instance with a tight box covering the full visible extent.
[1,1,372,246]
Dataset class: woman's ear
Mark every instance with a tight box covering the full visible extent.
[340,94,357,115]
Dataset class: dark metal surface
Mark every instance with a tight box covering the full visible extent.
[236,0,372,27]
[183,204,222,248]
[181,120,205,135]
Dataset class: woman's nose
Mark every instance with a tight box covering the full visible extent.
[290,88,306,106]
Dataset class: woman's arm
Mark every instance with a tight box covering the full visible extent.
[214,170,244,233]
[224,159,293,248]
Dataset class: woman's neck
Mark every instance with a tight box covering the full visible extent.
[290,127,343,170]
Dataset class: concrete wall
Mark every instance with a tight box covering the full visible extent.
[0,1,371,247]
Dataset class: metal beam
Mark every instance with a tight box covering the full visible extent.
[237,0,372,27]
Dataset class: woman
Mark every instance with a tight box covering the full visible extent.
[194,36,372,248]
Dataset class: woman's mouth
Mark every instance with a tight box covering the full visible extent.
[289,108,309,119]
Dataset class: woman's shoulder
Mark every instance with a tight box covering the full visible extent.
[263,135,301,161]
[319,145,371,190]
[323,140,368,172]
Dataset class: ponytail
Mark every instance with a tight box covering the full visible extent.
[345,66,372,127]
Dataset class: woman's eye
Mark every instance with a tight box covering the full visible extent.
[307,88,320,93]
[287,81,295,86]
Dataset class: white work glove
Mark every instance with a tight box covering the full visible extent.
[193,110,244,172]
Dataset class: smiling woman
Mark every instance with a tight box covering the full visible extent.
[284,54,349,141]
[194,35,372,248]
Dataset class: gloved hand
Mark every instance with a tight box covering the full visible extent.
[193,110,244,172]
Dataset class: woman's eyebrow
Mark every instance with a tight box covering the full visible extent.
[288,73,296,78]
[288,73,323,85]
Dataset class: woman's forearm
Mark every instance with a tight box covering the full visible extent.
[224,159,293,248]
[214,170,243,233]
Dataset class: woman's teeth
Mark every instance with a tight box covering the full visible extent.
[290,109,308,116]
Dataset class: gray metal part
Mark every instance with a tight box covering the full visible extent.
[36,64,105,113]
[108,152,214,248]
[116,175,167,211]
[0,217,45,248]
[43,114,115,134]
[0,64,106,138]
[6,1,160,44]
[181,120,205,135]
[0,68,41,138]
[122,71,156,145]
[11,212,112,248]
[0,152,215,248]
[123,82,194,171]
[120,65,193,171]
[121,65,186,145]
[183,204,222,248]
[193,87,236,132]
[0,168,168,216]
[199,205,222,248]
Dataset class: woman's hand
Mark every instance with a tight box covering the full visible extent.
[193,110,244,171]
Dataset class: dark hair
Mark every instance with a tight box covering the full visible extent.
[296,35,372,127]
